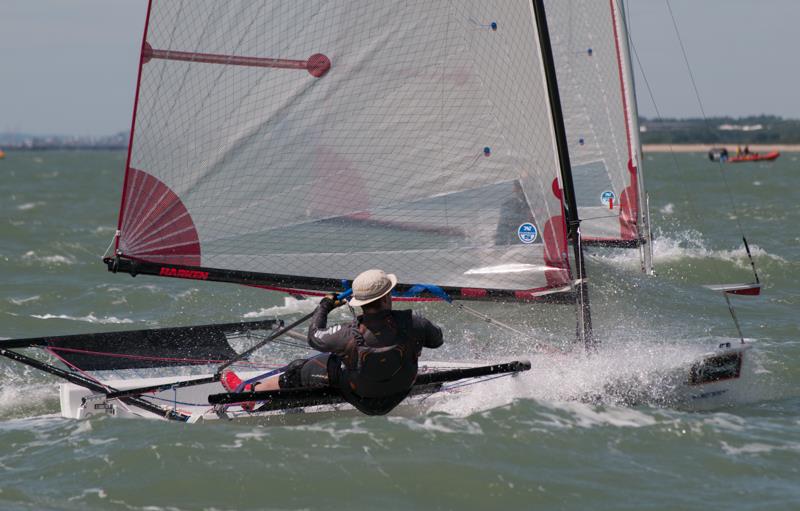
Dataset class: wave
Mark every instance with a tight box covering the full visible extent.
[16,202,45,211]
[30,313,134,324]
[8,295,40,305]
[21,250,75,266]
[423,336,774,421]
[0,374,59,419]
[591,230,786,269]
[243,297,318,318]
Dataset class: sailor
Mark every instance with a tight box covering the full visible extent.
[222,269,444,415]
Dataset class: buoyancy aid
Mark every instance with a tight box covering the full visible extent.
[336,310,420,415]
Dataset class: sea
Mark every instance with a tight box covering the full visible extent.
[0,150,798,510]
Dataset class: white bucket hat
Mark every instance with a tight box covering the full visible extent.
[348,269,398,307]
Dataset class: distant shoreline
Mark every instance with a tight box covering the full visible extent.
[642,143,800,153]
[3,144,799,154]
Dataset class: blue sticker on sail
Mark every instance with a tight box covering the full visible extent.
[601,190,615,206]
[517,223,538,244]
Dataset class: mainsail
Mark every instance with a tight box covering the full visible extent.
[108,0,579,301]
[544,0,653,271]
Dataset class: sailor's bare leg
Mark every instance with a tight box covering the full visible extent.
[253,375,280,391]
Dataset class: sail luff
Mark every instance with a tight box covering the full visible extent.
[115,0,154,255]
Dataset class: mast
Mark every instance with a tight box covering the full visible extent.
[532,0,594,349]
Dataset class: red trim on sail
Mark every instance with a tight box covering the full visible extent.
[461,288,488,299]
[116,0,153,253]
[118,168,200,266]
[610,1,639,240]
[543,178,571,287]
[142,43,330,78]
[619,159,639,239]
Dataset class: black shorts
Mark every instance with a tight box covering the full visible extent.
[278,353,333,389]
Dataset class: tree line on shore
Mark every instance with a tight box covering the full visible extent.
[640,115,800,145]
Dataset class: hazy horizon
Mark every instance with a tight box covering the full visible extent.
[1,0,798,136]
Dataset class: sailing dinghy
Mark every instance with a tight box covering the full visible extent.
[1,0,759,422]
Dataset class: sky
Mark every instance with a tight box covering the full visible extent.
[1,0,798,136]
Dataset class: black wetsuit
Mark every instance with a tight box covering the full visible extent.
[279,301,443,415]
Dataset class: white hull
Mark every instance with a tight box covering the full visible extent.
[59,343,755,423]
[59,361,472,423]
[594,343,755,411]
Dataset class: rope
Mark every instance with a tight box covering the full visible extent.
[102,231,118,259]
[663,0,759,284]
[622,0,755,342]
[403,283,563,355]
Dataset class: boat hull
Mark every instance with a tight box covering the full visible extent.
[727,151,780,163]
[594,343,754,411]
[59,361,475,423]
[59,343,754,422]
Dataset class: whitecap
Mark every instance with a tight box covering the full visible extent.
[67,488,107,502]
[243,297,318,318]
[31,313,134,324]
[720,441,782,456]
[16,202,44,211]
[22,250,75,265]
[9,295,40,305]
[544,401,658,429]
[591,230,786,270]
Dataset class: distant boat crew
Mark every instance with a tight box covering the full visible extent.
[708,147,728,162]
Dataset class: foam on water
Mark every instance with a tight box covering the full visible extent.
[243,296,354,319]
[720,441,800,456]
[30,313,134,324]
[8,295,40,305]
[0,377,59,419]
[16,202,45,211]
[21,250,75,266]
[591,230,785,270]
[425,338,740,419]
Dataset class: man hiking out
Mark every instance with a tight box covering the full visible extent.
[222,269,444,415]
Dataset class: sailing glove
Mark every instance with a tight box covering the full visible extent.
[320,294,345,310]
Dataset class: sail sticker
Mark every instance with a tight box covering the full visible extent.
[601,190,615,207]
[517,223,538,244]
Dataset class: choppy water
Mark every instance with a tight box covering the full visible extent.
[0,150,798,510]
